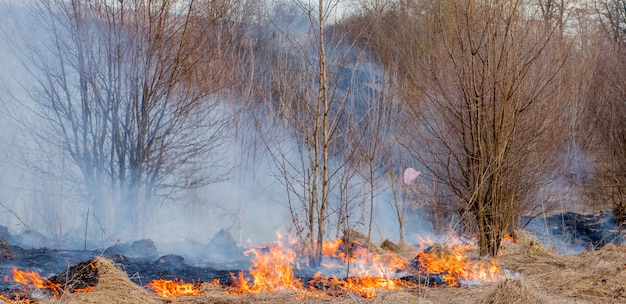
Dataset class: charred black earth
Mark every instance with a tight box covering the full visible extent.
[0,235,236,295]
[522,211,624,253]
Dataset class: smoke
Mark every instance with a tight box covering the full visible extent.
[0,3,283,253]
[149,135,290,254]
[0,3,46,242]
[522,143,599,254]
[0,1,440,264]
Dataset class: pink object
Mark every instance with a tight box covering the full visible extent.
[403,168,421,185]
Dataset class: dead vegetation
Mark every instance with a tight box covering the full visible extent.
[40,257,161,304]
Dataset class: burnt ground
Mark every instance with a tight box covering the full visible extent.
[0,235,241,297]
[522,211,625,253]
[109,254,235,286]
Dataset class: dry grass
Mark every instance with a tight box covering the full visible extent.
[40,256,162,304]
[171,287,428,304]
[33,235,626,304]
[487,236,626,303]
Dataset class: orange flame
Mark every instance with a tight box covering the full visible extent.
[0,294,31,304]
[146,278,202,298]
[502,233,518,244]
[412,231,503,286]
[74,286,94,293]
[224,232,505,298]
[228,233,503,298]
[3,267,61,298]
[310,239,416,298]
[309,272,412,299]
[337,277,410,298]
[415,250,501,286]
[230,242,304,293]
[320,239,410,278]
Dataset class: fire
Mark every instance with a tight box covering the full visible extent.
[146,278,202,298]
[503,233,518,243]
[1,266,99,302]
[415,249,501,286]
[315,239,415,298]
[74,286,94,293]
[320,239,411,278]
[0,294,30,304]
[412,233,503,286]
[3,267,61,298]
[309,273,412,299]
[230,235,304,293]
[228,232,504,298]
[229,234,411,297]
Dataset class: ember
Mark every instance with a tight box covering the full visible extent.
[48,260,98,293]
[74,285,94,293]
[146,278,202,298]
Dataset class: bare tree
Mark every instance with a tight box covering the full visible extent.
[537,0,569,31]
[595,0,626,45]
[585,42,626,234]
[404,0,569,256]
[246,0,370,265]
[20,0,243,238]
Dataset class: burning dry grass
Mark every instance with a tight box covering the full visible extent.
[173,235,626,304]
[422,233,626,304]
[13,233,626,304]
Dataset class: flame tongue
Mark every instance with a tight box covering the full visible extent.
[320,239,410,278]
[412,239,503,286]
[4,267,62,298]
[146,278,202,298]
[230,237,304,293]
[310,274,412,299]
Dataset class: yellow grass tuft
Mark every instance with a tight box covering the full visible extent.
[40,256,162,304]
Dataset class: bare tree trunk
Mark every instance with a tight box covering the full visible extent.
[367,162,375,247]
[315,0,330,267]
